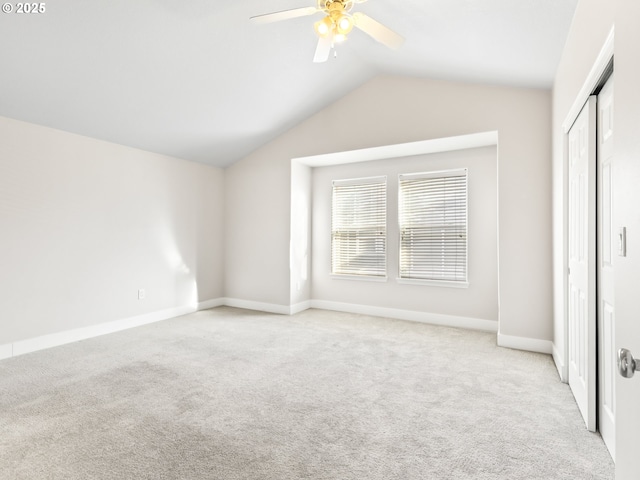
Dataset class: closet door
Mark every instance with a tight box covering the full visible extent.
[597,76,615,458]
[567,96,597,432]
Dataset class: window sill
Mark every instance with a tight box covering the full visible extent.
[331,274,388,283]
[396,278,469,289]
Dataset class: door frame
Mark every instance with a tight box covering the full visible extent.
[558,27,615,383]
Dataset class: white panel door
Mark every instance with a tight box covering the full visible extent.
[613,6,640,472]
[567,96,597,432]
[597,76,615,459]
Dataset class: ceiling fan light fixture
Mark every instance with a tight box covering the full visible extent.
[333,32,347,43]
[251,0,405,63]
[314,16,333,37]
[336,14,353,35]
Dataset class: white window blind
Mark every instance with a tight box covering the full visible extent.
[398,169,467,283]
[332,176,387,277]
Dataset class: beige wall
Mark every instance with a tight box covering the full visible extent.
[311,147,498,323]
[225,75,552,342]
[0,116,224,345]
[290,161,312,307]
[224,143,294,307]
[1,76,552,347]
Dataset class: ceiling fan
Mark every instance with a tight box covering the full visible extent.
[250,0,405,63]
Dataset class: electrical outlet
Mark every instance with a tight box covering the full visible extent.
[138,288,146,300]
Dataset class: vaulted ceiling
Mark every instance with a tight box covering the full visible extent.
[0,0,578,167]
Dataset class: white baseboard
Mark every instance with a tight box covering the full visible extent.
[222,298,293,315]
[309,300,498,332]
[497,333,553,355]
[222,298,311,315]
[0,343,12,361]
[198,298,225,311]
[1,297,552,360]
[3,299,222,360]
[552,343,568,382]
[290,300,311,315]
[11,304,197,358]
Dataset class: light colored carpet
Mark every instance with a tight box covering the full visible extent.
[0,307,614,479]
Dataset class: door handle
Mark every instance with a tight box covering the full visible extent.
[618,348,640,378]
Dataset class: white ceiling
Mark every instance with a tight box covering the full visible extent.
[0,0,578,167]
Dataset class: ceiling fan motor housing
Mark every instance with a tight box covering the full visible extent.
[318,0,354,12]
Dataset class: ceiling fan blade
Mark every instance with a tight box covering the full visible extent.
[352,12,404,49]
[313,34,333,63]
[250,6,319,25]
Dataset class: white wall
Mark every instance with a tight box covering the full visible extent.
[225,75,552,343]
[0,116,224,346]
[551,0,614,375]
[311,147,498,324]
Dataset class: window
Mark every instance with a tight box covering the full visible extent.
[331,176,387,278]
[398,169,468,284]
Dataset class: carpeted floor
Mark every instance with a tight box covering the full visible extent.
[0,307,614,479]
